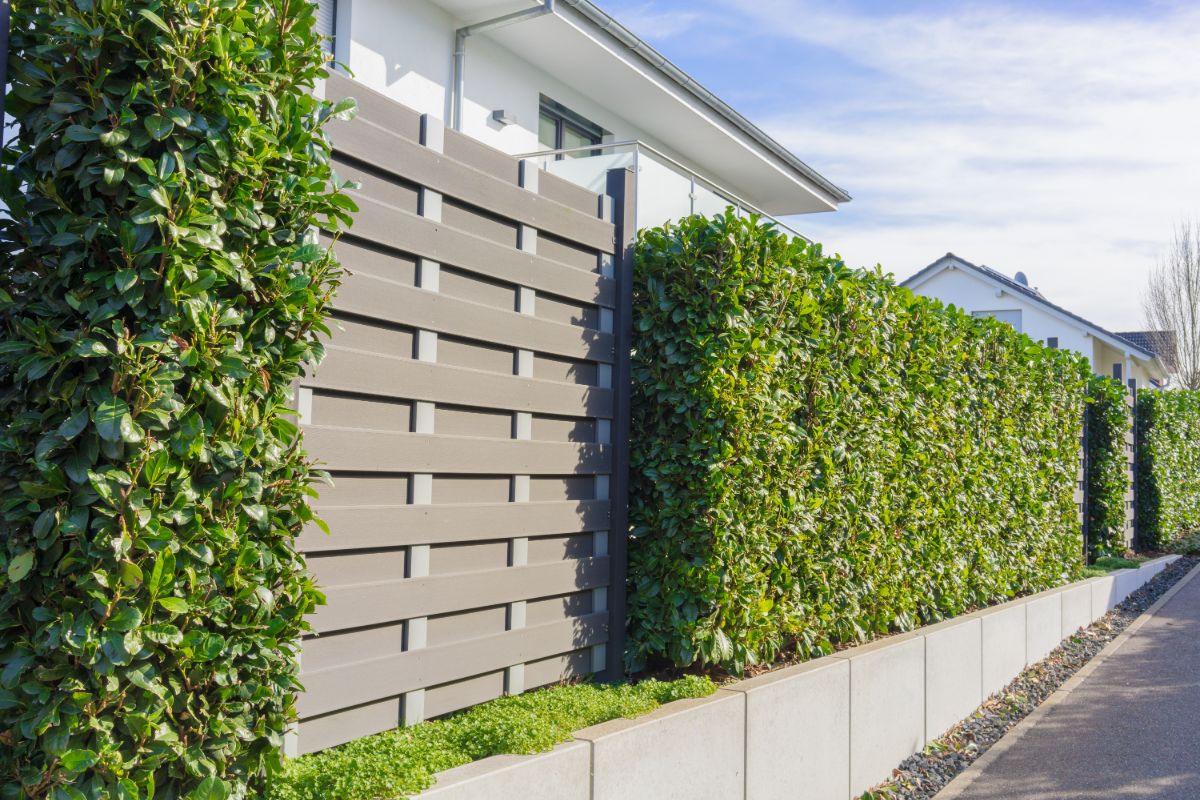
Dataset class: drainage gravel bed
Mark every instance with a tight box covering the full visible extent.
[859,557,1200,800]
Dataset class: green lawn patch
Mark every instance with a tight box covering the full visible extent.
[263,676,714,800]
[1083,555,1145,578]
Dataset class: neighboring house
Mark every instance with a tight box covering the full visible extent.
[903,254,1170,389]
[313,0,849,230]
[1114,330,1178,379]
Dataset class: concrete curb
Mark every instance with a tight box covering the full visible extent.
[936,558,1200,800]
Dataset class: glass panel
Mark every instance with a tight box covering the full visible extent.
[561,123,600,159]
[539,112,558,151]
[544,149,635,195]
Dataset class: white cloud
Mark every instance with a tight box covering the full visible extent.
[716,0,1200,329]
[598,2,709,41]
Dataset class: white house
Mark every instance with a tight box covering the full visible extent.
[313,0,849,230]
[903,253,1171,388]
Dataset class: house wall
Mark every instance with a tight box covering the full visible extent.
[911,268,1167,385]
[344,0,652,157]
[910,268,1091,353]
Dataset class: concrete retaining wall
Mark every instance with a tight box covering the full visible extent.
[416,555,1180,800]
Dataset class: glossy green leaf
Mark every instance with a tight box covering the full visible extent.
[7,552,35,582]
[92,395,131,443]
[156,597,190,615]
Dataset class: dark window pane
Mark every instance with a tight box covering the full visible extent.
[561,123,600,158]
[315,0,336,54]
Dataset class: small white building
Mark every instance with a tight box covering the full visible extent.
[903,253,1171,388]
[313,0,849,230]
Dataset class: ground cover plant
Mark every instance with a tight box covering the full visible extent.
[1084,376,1131,559]
[1082,555,1144,579]
[0,0,355,796]
[628,212,1090,673]
[1135,389,1200,549]
[263,676,715,800]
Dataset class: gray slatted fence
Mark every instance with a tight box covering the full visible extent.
[293,72,633,754]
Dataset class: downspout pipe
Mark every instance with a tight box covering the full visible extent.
[452,0,555,132]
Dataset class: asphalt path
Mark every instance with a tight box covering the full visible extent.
[942,565,1200,800]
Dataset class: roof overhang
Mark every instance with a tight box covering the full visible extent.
[429,0,849,214]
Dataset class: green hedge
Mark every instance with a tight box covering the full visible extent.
[0,1,355,796]
[1135,390,1200,549]
[627,212,1089,672]
[1085,376,1131,559]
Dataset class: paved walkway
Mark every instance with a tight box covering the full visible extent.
[942,565,1200,800]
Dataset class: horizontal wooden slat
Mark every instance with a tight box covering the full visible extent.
[300,499,610,552]
[334,269,613,363]
[304,426,611,475]
[298,612,608,718]
[443,131,519,184]
[327,117,614,253]
[540,170,606,216]
[310,556,609,632]
[304,346,613,418]
[343,195,614,307]
[326,72,422,143]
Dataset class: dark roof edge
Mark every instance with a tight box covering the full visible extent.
[902,253,1158,361]
[557,0,852,205]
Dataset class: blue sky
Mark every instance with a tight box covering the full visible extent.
[600,0,1200,329]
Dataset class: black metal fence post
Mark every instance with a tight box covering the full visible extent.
[1081,406,1090,562]
[0,0,10,141]
[602,166,636,682]
[1131,386,1140,551]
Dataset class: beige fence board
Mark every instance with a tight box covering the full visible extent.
[304,426,610,475]
[305,347,613,418]
[334,269,613,363]
[345,195,614,307]
[442,128,521,184]
[298,613,609,718]
[326,72,421,144]
[327,118,613,253]
[300,499,610,552]
[310,556,610,632]
[540,171,605,215]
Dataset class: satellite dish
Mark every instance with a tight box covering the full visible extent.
[1014,271,1030,287]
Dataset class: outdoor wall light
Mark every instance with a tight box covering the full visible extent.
[491,109,518,126]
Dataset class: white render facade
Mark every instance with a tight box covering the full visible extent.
[315,0,848,229]
[904,254,1169,388]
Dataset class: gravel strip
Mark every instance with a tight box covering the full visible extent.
[858,557,1200,800]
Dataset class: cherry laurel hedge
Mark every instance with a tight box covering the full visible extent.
[0,1,354,797]
[627,213,1090,672]
[1084,376,1132,559]
[1135,390,1200,550]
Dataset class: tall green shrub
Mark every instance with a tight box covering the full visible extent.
[628,212,1089,672]
[1084,375,1131,559]
[1135,390,1200,549]
[0,1,355,796]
